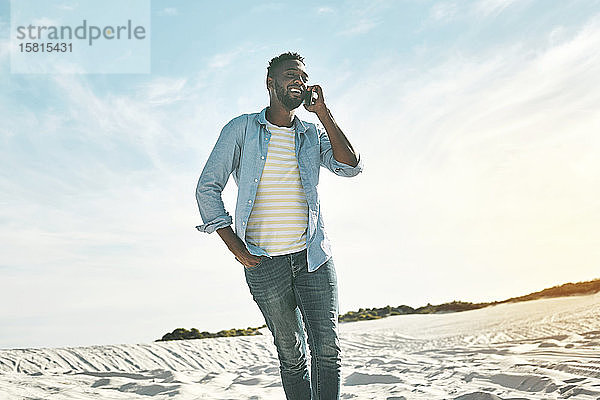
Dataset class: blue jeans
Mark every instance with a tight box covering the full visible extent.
[243,248,341,400]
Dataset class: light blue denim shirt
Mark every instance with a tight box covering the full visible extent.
[195,107,363,272]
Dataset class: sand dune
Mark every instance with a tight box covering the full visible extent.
[1,292,599,399]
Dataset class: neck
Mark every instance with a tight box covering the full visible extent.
[266,101,295,127]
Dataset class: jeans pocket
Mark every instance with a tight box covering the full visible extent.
[244,256,267,270]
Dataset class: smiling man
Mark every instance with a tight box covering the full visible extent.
[195,52,363,400]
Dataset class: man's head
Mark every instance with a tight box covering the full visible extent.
[266,52,308,111]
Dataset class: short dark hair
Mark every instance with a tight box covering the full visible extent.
[267,52,305,77]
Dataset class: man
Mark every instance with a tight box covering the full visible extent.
[195,52,363,400]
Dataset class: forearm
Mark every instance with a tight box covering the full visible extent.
[217,226,248,257]
[216,226,263,267]
[316,107,358,167]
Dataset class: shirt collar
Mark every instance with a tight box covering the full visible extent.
[258,107,307,134]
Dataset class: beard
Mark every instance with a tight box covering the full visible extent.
[274,80,303,110]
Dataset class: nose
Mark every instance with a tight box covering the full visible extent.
[292,76,305,89]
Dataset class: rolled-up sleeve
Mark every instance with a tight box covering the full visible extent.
[195,117,243,233]
[318,124,364,177]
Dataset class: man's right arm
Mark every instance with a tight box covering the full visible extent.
[216,226,262,267]
[195,116,262,268]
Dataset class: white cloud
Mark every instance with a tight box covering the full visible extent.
[55,3,76,11]
[250,3,284,14]
[208,49,242,68]
[31,17,60,27]
[158,7,178,16]
[474,0,520,18]
[338,19,378,36]
[548,26,568,46]
[430,2,458,22]
[139,77,187,105]
[317,6,334,14]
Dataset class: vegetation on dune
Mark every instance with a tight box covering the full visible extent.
[338,305,415,322]
[338,301,489,322]
[497,279,600,304]
[157,325,266,342]
[414,300,488,314]
[338,278,600,323]
[159,279,599,340]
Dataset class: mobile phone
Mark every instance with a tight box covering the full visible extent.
[304,88,315,106]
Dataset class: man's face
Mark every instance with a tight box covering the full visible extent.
[269,60,309,110]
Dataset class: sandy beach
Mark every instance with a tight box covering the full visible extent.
[1,292,599,399]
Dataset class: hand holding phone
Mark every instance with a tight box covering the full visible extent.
[303,85,326,115]
[304,88,315,107]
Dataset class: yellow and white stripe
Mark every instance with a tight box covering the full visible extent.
[245,121,308,255]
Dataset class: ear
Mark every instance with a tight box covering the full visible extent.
[266,76,273,91]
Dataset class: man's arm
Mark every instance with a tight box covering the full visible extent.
[195,116,262,268]
[317,106,358,167]
[304,84,363,177]
[216,226,263,267]
[195,118,239,233]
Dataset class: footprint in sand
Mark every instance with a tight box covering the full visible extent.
[344,371,402,386]
[453,392,502,400]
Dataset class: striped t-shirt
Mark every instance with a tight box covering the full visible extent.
[245,121,308,256]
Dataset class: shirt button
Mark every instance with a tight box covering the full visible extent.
[254,178,258,182]
[242,221,246,225]
[248,200,252,204]
[261,156,265,160]
[265,137,268,141]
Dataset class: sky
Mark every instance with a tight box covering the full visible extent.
[1,0,599,349]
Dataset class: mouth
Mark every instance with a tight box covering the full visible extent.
[288,87,303,97]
